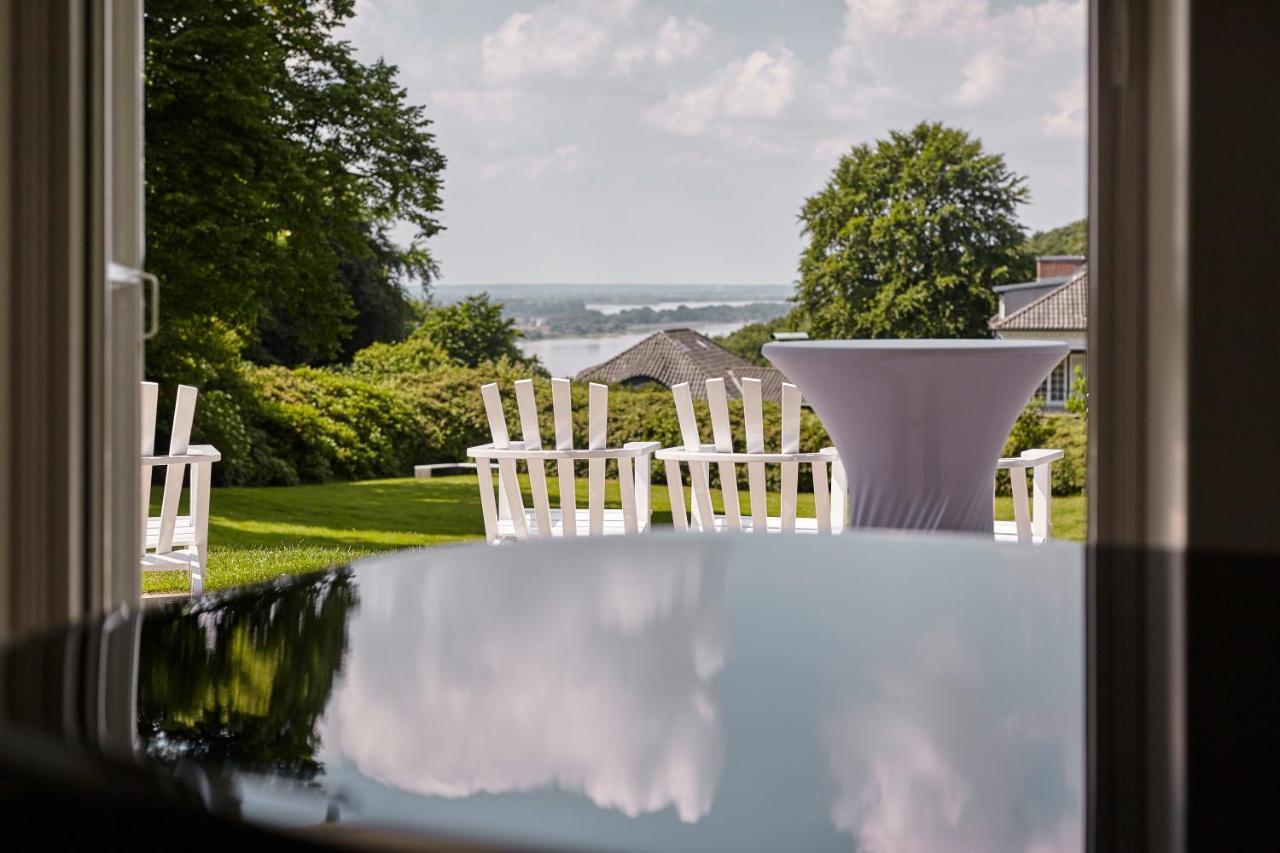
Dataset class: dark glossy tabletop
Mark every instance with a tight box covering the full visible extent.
[5,533,1085,851]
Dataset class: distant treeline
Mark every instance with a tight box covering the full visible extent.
[516,301,791,338]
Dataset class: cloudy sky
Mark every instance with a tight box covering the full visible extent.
[342,0,1086,286]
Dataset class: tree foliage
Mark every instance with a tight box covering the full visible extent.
[145,0,445,381]
[417,295,532,368]
[1026,219,1087,258]
[796,122,1029,339]
[139,569,358,779]
[713,311,807,366]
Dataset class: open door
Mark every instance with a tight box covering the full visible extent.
[0,0,145,641]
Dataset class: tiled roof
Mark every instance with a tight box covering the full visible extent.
[575,328,788,401]
[989,267,1088,332]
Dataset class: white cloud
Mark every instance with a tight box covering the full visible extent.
[613,15,710,74]
[833,0,1084,109]
[666,151,728,170]
[717,126,794,157]
[480,143,585,182]
[846,0,989,39]
[722,50,798,118]
[952,47,1008,105]
[320,546,727,823]
[1041,78,1085,138]
[429,88,521,124]
[811,137,853,162]
[644,83,721,136]
[644,48,798,137]
[481,0,638,84]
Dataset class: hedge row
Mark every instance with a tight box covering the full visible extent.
[188,345,1086,496]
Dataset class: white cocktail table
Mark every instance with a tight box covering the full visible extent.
[763,339,1069,533]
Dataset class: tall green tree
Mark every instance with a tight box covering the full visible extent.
[145,0,445,381]
[418,295,531,368]
[796,122,1028,339]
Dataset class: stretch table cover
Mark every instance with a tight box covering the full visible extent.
[763,340,1069,533]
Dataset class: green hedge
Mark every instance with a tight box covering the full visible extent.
[186,338,1086,497]
[997,398,1086,496]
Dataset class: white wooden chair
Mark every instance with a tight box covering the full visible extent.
[467,379,659,542]
[140,382,220,595]
[994,449,1065,544]
[656,378,846,534]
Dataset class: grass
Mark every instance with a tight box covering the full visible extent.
[145,475,1087,594]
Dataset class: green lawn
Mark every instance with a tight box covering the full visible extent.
[146,475,1086,594]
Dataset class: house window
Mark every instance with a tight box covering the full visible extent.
[1037,359,1069,406]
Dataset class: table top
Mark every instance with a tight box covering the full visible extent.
[3,533,1084,851]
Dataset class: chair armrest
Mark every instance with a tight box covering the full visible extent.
[467,442,656,461]
[996,448,1064,469]
[656,445,839,464]
[623,441,661,454]
[142,444,222,465]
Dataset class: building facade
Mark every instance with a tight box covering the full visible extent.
[989,257,1088,409]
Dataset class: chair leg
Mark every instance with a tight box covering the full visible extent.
[1032,460,1052,542]
[191,462,212,596]
[1011,467,1032,543]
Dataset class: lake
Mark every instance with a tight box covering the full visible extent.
[519,321,750,378]
[581,300,778,315]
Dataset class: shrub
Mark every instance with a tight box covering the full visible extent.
[417,295,537,369]
[996,397,1086,496]
[246,367,427,483]
[349,330,450,378]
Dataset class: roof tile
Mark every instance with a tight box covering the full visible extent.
[989,267,1088,332]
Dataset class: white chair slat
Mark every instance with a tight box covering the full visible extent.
[1010,466,1032,543]
[140,382,159,455]
[742,378,768,534]
[551,378,577,536]
[587,382,607,536]
[139,382,159,556]
[498,459,529,539]
[157,385,198,553]
[618,454,638,534]
[831,456,848,533]
[780,460,798,533]
[188,460,212,596]
[481,383,527,536]
[475,456,500,543]
[779,383,801,533]
[632,446,651,529]
[779,383,800,454]
[705,378,741,531]
[813,460,831,534]
[1032,456,1052,541]
[515,380,553,538]
[481,383,511,446]
[672,383,716,531]
[665,460,689,531]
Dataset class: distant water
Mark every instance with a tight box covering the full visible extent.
[520,321,749,379]
[582,300,778,316]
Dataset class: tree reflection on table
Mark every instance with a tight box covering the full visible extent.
[138,569,358,781]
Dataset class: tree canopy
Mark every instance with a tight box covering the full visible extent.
[417,295,531,368]
[1025,218,1087,257]
[145,0,445,383]
[795,122,1029,339]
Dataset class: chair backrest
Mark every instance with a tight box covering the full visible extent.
[477,379,641,540]
[669,377,844,533]
[141,382,198,554]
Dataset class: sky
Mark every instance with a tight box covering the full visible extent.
[342,0,1086,286]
